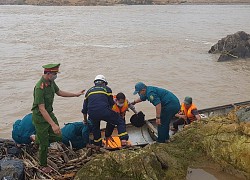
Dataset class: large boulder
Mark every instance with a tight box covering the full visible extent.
[75,108,250,180]
[75,144,189,180]
[208,31,250,61]
[0,158,24,180]
[236,106,250,123]
[0,139,24,180]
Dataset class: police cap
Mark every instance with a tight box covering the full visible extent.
[42,63,60,73]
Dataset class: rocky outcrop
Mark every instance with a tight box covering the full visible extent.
[75,107,250,180]
[75,144,189,179]
[236,106,250,122]
[194,107,250,178]
[209,31,250,61]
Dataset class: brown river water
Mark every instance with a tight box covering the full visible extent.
[0,5,250,139]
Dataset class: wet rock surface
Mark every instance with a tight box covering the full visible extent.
[209,31,250,61]
[191,108,250,179]
[75,144,188,180]
[75,106,250,180]
[0,139,24,180]
[0,158,24,180]
[236,106,250,122]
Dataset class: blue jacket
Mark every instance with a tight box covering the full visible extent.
[12,113,35,144]
[82,85,114,116]
[141,86,180,108]
[12,113,92,149]
[61,121,93,149]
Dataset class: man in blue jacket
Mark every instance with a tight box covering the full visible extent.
[12,113,36,146]
[82,75,129,149]
[12,114,92,149]
[131,82,180,143]
[61,121,93,150]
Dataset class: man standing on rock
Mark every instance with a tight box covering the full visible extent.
[31,63,84,173]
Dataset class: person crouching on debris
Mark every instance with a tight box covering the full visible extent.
[31,63,85,173]
[13,114,93,150]
[12,113,36,147]
[131,82,180,143]
[82,75,129,150]
[171,96,201,133]
[61,121,93,150]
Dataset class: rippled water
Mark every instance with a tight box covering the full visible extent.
[0,5,250,138]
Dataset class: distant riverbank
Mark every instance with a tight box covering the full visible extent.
[1,0,250,6]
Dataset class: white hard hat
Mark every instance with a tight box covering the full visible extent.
[94,74,108,84]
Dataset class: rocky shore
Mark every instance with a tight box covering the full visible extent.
[1,106,250,179]
[75,106,250,180]
[0,0,250,6]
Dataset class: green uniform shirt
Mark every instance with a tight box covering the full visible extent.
[31,77,59,116]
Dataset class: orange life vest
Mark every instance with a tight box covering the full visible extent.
[112,96,129,115]
[102,136,131,150]
[181,102,198,122]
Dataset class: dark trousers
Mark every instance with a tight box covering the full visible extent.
[105,116,125,138]
[157,103,180,143]
[173,118,191,130]
[89,109,128,146]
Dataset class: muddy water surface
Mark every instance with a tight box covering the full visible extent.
[0,5,250,138]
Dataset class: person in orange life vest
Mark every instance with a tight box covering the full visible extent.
[113,92,138,119]
[105,92,137,141]
[172,96,201,132]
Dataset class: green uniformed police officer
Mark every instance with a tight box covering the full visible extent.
[31,63,85,173]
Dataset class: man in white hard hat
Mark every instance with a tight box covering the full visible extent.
[82,75,129,149]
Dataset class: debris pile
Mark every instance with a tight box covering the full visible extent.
[0,140,106,180]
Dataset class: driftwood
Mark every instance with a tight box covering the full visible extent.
[68,148,91,164]
[53,172,76,180]
[0,142,108,180]
[1,139,143,180]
